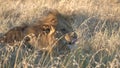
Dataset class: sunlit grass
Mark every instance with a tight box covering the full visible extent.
[0,0,120,68]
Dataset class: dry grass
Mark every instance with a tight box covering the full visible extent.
[0,0,120,68]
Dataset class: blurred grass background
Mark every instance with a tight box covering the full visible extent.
[0,0,120,68]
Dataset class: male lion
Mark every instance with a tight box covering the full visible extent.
[0,9,77,53]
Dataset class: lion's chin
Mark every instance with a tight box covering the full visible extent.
[67,44,78,51]
[71,38,78,44]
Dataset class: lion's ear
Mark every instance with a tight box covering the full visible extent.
[43,14,57,26]
[42,10,58,26]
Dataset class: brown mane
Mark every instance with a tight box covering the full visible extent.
[0,9,77,53]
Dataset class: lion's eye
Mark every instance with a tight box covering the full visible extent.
[61,28,66,32]
[61,28,67,34]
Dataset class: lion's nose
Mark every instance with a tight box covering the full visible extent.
[71,32,77,39]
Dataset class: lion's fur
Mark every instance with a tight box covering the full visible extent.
[0,9,77,52]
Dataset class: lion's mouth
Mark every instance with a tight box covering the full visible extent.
[67,38,78,51]
[68,38,78,45]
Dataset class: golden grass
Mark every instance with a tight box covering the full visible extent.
[0,0,120,68]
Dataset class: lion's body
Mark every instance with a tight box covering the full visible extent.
[0,26,26,43]
[0,9,77,52]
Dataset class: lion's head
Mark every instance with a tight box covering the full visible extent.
[25,10,78,53]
